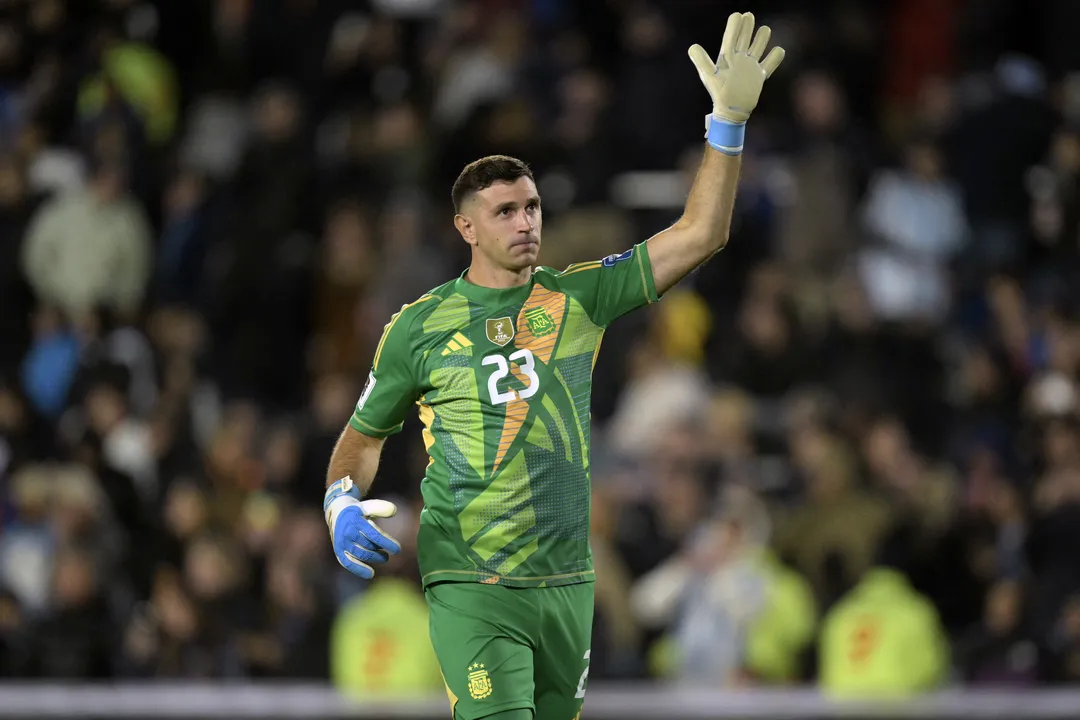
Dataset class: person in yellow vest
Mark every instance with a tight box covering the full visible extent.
[744,550,818,684]
[330,502,443,699]
[818,521,950,698]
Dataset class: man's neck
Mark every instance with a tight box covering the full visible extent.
[465,262,532,290]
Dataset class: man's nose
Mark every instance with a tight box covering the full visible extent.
[517,211,534,232]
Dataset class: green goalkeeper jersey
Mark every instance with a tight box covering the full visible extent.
[350,242,660,588]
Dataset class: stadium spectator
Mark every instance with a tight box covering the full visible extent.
[21,159,152,324]
[631,485,815,687]
[817,523,951,698]
[956,579,1049,686]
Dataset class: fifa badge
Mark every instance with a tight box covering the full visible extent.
[486,317,515,347]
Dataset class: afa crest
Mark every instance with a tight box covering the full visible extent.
[524,307,556,337]
[486,317,515,347]
[467,663,493,700]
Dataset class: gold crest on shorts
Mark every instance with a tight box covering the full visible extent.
[467,663,492,700]
[486,317,514,347]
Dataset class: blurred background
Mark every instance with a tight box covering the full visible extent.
[4,0,1080,716]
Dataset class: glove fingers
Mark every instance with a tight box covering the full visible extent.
[340,551,375,579]
[733,12,754,54]
[761,46,786,79]
[720,12,742,67]
[343,546,386,569]
[349,544,390,565]
[358,520,402,555]
[748,24,771,60]
[688,43,716,82]
[357,498,398,518]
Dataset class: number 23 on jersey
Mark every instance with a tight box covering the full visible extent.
[482,349,539,405]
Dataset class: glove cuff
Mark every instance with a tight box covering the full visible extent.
[324,476,359,524]
[704,114,746,156]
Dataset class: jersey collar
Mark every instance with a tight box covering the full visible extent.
[454,267,535,306]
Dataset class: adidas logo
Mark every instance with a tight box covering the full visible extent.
[441,332,473,356]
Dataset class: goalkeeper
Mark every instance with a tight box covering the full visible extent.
[324,12,784,720]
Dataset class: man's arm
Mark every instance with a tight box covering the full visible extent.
[323,303,424,580]
[645,11,784,297]
[327,300,425,493]
[647,149,740,296]
[323,425,400,580]
[326,424,385,492]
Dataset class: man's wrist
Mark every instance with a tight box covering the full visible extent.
[325,494,362,533]
[324,476,360,524]
[704,114,746,156]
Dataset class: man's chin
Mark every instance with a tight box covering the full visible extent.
[509,242,540,266]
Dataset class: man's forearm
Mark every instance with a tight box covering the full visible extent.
[647,146,742,294]
[323,425,399,581]
[645,11,783,296]
[676,146,741,251]
[326,425,384,493]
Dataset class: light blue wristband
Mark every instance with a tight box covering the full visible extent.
[705,114,746,156]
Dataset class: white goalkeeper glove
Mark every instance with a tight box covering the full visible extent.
[689,11,786,155]
[324,476,401,580]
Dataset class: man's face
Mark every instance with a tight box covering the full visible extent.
[458,176,542,272]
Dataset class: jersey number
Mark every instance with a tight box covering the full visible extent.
[575,649,591,699]
[483,349,539,405]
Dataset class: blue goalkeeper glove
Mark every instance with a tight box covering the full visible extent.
[689,11,785,156]
[324,476,401,579]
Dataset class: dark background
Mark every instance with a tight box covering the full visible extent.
[2,0,1080,699]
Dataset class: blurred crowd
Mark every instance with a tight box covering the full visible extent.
[3,0,1080,700]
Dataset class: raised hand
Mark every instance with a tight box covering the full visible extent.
[689,12,785,154]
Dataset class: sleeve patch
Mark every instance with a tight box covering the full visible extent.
[355,371,376,412]
[601,249,634,267]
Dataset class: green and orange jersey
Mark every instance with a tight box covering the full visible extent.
[351,242,660,588]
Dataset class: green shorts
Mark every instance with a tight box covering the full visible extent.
[426,580,594,720]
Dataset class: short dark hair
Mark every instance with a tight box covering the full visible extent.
[451,155,534,213]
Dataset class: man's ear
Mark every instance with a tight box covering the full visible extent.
[454,213,477,247]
